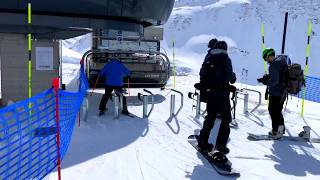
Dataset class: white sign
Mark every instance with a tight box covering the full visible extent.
[36,47,53,70]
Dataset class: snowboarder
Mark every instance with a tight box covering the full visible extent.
[98,55,131,116]
[197,40,237,154]
[257,48,288,139]
[195,38,218,102]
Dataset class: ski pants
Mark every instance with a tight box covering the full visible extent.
[99,85,128,111]
[268,95,285,132]
[199,93,232,149]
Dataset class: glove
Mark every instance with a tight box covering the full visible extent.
[257,74,270,85]
[228,85,237,92]
[230,73,237,84]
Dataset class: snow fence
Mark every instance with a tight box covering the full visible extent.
[297,76,320,103]
[0,64,88,179]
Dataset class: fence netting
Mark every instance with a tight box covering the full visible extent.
[296,76,320,103]
[0,64,88,179]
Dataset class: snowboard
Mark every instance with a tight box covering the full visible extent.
[247,133,320,143]
[187,135,240,176]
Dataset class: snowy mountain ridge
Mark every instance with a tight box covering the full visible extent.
[62,0,320,83]
[163,0,320,84]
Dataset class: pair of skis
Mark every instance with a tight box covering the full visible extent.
[247,126,320,143]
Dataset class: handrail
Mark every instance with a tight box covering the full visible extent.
[170,89,184,116]
[143,89,154,117]
[240,88,262,113]
[137,89,154,118]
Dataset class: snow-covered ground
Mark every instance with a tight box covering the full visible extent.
[49,0,320,179]
[48,72,320,180]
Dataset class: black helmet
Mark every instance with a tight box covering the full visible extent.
[208,38,218,48]
[214,41,228,50]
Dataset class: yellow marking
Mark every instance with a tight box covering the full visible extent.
[261,24,265,36]
[307,20,312,36]
[28,3,31,24]
[28,34,32,51]
[306,44,310,58]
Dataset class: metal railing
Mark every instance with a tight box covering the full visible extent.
[138,89,154,118]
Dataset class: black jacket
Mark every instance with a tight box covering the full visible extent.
[199,48,236,96]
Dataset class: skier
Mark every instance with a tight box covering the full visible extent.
[98,55,131,116]
[257,48,288,139]
[197,40,237,154]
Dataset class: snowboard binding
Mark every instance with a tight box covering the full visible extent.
[298,126,311,139]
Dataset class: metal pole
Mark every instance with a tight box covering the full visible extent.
[170,94,175,116]
[52,78,62,180]
[143,95,148,118]
[119,93,123,113]
[243,92,249,114]
[196,93,201,116]
[281,12,289,54]
[113,93,119,119]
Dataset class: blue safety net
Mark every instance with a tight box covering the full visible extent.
[296,76,320,103]
[0,64,88,179]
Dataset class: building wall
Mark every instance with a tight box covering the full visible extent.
[0,34,59,106]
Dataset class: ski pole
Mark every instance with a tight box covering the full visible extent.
[90,75,99,96]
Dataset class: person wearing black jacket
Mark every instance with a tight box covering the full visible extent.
[197,41,236,154]
[257,48,288,139]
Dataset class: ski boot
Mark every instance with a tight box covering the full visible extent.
[98,110,105,116]
[298,126,311,139]
[216,146,230,155]
[268,125,284,140]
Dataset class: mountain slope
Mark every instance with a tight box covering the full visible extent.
[164,0,320,84]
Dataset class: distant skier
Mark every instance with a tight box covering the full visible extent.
[257,48,288,139]
[98,56,131,116]
[197,40,237,154]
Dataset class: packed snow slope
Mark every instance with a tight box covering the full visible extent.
[163,0,320,84]
[48,72,320,180]
[52,1,320,179]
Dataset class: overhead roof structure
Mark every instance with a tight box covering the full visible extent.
[0,0,174,39]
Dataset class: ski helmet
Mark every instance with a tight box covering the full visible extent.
[262,48,275,60]
[208,38,218,48]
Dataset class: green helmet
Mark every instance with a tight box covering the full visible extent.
[262,48,275,60]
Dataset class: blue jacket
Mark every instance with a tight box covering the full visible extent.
[99,59,131,86]
[267,55,288,96]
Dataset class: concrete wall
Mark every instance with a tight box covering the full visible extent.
[0,34,59,106]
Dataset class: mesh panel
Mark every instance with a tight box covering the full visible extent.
[296,76,320,103]
[0,64,88,179]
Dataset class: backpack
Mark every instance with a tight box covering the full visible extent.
[286,63,305,95]
[199,54,225,102]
